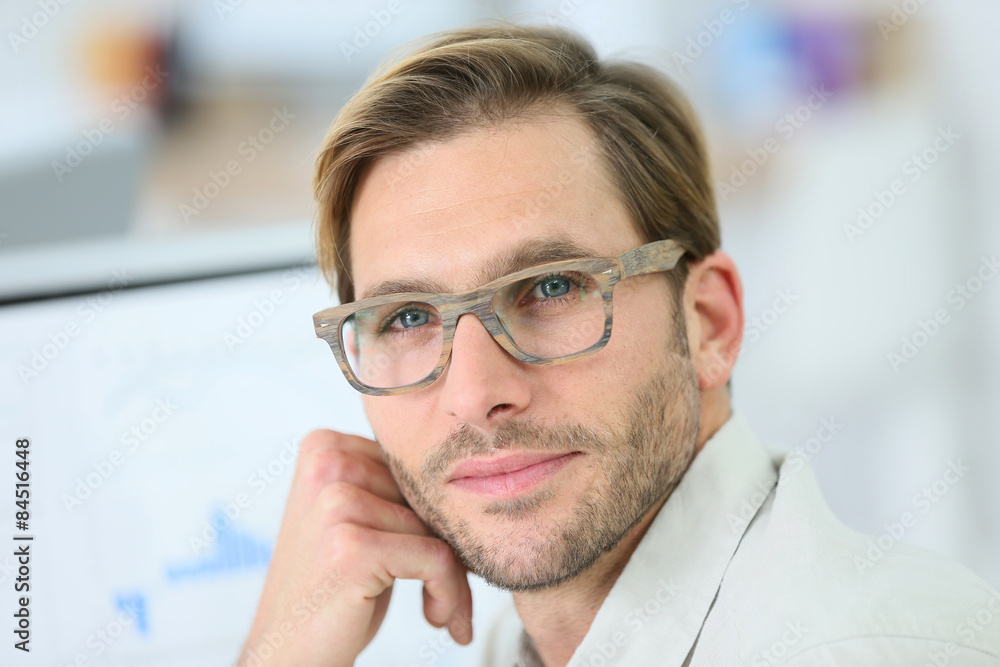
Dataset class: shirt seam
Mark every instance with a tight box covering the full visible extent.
[687,475,777,665]
[784,633,1000,662]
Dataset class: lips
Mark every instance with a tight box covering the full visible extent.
[447,451,582,498]
[448,451,573,480]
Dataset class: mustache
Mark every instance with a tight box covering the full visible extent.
[422,418,610,479]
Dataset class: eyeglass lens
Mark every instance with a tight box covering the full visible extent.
[341,269,606,390]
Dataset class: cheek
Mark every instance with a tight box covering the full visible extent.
[363,395,439,466]
[581,286,676,390]
[525,349,629,419]
[507,293,674,415]
[360,395,383,438]
[614,282,676,351]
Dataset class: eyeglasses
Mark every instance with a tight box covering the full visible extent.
[312,239,688,396]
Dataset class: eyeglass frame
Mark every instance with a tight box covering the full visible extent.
[312,238,690,396]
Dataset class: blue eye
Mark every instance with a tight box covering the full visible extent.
[532,276,571,299]
[395,309,429,328]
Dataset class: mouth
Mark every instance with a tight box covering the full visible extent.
[447,451,583,499]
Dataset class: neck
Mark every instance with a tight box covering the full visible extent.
[513,394,732,667]
[511,494,667,667]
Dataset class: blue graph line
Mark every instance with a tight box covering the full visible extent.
[165,508,272,583]
[115,591,150,636]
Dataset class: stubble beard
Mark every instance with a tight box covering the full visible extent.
[381,347,701,592]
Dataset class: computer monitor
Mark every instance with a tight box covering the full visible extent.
[0,229,508,666]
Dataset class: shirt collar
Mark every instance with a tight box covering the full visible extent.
[518,409,778,666]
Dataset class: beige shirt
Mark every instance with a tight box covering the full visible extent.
[478,411,1000,666]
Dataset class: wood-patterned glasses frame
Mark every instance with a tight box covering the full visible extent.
[313,239,689,396]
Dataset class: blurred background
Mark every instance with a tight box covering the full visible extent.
[1,0,998,665]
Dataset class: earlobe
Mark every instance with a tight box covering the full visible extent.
[685,252,744,391]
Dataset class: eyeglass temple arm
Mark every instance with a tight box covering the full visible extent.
[619,240,688,278]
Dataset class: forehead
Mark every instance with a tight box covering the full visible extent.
[348,114,643,298]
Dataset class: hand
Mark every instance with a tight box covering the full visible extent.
[238,429,473,667]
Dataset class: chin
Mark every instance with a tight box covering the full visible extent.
[436,495,623,593]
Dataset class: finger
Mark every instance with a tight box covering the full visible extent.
[451,560,474,645]
[295,439,405,504]
[336,526,469,630]
[299,429,386,467]
[428,569,474,645]
[313,482,432,537]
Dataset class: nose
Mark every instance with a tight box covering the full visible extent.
[436,313,532,430]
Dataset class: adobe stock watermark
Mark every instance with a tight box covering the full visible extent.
[17,269,134,384]
[887,253,998,373]
[61,398,179,513]
[54,600,142,667]
[750,620,810,667]
[509,138,601,227]
[7,0,73,54]
[878,0,931,41]
[223,263,313,350]
[703,286,801,387]
[727,420,836,537]
[382,141,436,193]
[577,578,684,666]
[388,579,686,667]
[542,0,588,26]
[178,107,295,224]
[669,0,753,72]
[189,438,298,555]
[844,126,960,243]
[854,459,969,574]
[716,85,834,203]
[340,0,407,62]
[925,593,1000,666]
[777,417,844,487]
[214,0,246,20]
[728,477,775,535]
[237,567,342,667]
[52,65,169,182]
[743,289,799,344]
[405,606,475,667]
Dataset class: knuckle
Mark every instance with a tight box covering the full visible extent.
[298,428,343,455]
[308,447,360,485]
[314,482,358,521]
[328,522,368,563]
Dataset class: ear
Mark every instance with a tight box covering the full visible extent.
[682,251,744,390]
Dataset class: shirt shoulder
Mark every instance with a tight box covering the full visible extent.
[691,451,1000,666]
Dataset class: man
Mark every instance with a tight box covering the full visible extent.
[240,24,1000,667]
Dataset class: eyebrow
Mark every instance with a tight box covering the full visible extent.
[357,236,601,300]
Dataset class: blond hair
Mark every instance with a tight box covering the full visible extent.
[314,22,719,304]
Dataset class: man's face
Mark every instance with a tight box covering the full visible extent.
[348,114,701,591]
